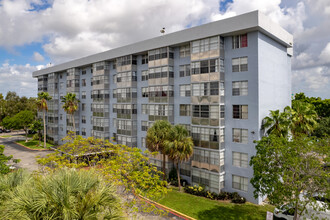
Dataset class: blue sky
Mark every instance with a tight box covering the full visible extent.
[0,0,329,99]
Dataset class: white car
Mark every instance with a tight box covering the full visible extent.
[273,196,330,220]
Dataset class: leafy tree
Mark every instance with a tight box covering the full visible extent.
[30,119,43,146]
[290,100,318,136]
[0,145,13,175]
[250,135,329,220]
[9,110,35,142]
[313,117,330,137]
[37,92,52,148]
[164,125,193,191]
[37,135,168,215]
[261,109,290,137]
[0,168,122,219]
[146,120,172,180]
[61,93,79,137]
[293,93,330,118]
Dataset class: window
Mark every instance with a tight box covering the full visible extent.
[142,87,148,97]
[82,79,86,87]
[148,66,174,79]
[232,81,248,96]
[232,175,248,192]
[191,36,219,54]
[82,103,85,111]
[148,85,174,98]
[192,59,218,74]
[141,121,148,131]
[179,64,190,77]
[232,34,248,49]
[180,84,191,97]
[232,57,248,72]
[148,47,173,61]
[232,128,248,144]
[180,104,191,116]
[81,91,86,99]
[81,128,86,136]
[232,152,248,168]
[82,116,86,124]
[142,104,148,114]
[233,105,248,119]
[60,82,64,89]
[142,54,148,64]
[192,82,221,97]
[180,45,190,57]
[82,70,86,75]
[141,70,148,81]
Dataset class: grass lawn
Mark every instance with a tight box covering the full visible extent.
[157,188,274,220]
[1,135,12,138]
[20,133,34,138]
[16,140,54,149]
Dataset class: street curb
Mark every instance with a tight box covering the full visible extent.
[139,195,196,220]
[14,141,52,151]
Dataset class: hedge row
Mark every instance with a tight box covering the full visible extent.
[184,185,246,204]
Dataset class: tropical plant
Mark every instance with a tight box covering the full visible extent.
[61,93,79,137]
[37,92,52,148]
[290,100,318,136]
[0,145,13,175]
[0,168,122,220]
[261,109,290,137]
[165,125,193,191]
[146,120,172,180]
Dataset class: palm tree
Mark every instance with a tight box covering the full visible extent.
[165,125,193,191]
[146,120,172,180]
[1,168,122,219]
[36,92,52,148]
[290,100,318,136]
[261,109,290,138]
[61,93,79,137]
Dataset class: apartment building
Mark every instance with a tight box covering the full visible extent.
[33,11,292,204]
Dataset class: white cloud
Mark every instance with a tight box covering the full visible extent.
[0,61,38,97]
[33,52,45,62]
[0,0,329,98]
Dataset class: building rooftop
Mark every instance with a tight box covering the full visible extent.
[33,10,293,77]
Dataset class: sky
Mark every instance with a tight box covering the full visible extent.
[0,0,329,99]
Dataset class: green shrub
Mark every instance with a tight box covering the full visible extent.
[32,134,39,141]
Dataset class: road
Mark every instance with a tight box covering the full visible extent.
[1,132,52,171]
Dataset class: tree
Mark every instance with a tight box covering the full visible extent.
[11,111,35,142]
[250,135,329,220]
[146,120,172,180]
[61,93,79,137]
[261,109,290,137]
[290,100,318,136]
[37,92,52,148]
[30,119,43,146]
[0,168,122,219]
[37,135,168,216]
[165,125,193,191]
[293,93,330,118]
[313,117,330,137]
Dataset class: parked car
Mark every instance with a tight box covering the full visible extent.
[274,195,330,220]
[0,128,3,133]
[4,129,11,133]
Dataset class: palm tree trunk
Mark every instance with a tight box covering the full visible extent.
[72,113,76,138]
[43,110,46,148]
[176,161,181,191]
[162,153,166,180]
